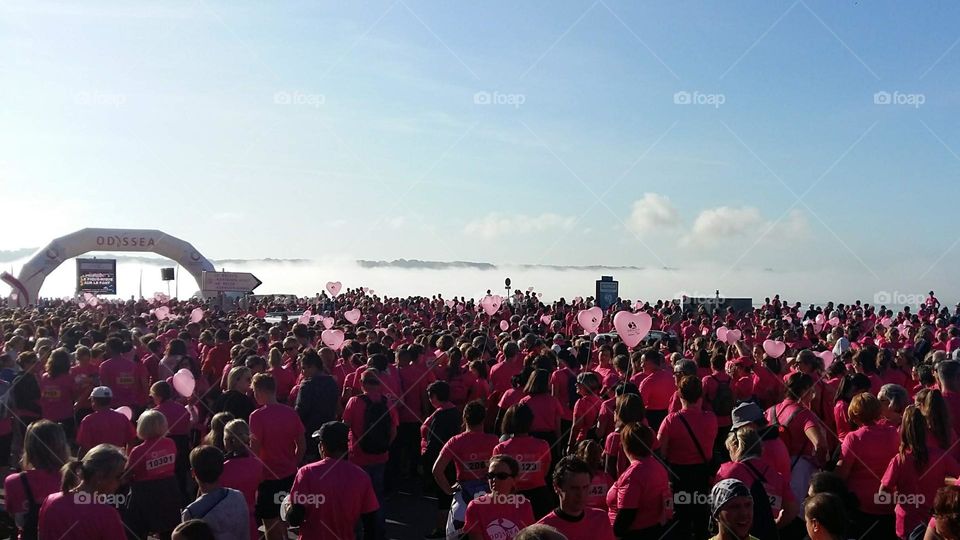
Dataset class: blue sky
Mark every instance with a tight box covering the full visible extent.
[2,0,959,292]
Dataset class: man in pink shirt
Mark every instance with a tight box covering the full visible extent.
[249,373,306,540]
[76,386,136,457]
[282,421,379,540]
[537,456,615,540]
[343,368,399,538]
[489,341,523,397]
[98,337,143,410]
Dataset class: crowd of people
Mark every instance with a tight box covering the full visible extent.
[2,287,960,539]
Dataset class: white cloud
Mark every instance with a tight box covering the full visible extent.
[464,212,576,240]
[627,193,680,235]
[682,206,809,246]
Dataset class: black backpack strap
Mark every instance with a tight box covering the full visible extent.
[677,414,709,464]
[19,472,36,508]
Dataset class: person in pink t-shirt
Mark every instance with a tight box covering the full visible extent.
[575,439,613,512]
[606,423,672,538]
[463,455,535,540]
[39,349,77,439]
[38,444,127,540]
[98,337,143,409]
[881,406,960,538]
[75,386,136,457]
[568,372,602,453]
[249,373,305,540]
[836,393,899,538]
[150,380,191,502]
[657,375,717,539]
[222,419,264,540]
[123,410,181,539]
[537,455,615,540]
[282,421,379,540]
[519,369,564,448]
[5,420,69,540]
[494,403,554,519]
[637,350,675,431]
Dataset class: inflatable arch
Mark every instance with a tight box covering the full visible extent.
[3,228,215,306]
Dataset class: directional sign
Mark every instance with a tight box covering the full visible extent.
[201,271,262,293]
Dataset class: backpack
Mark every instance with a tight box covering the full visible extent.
[11,372,39,416]
[710,375,735,416]
[0,378,12,421]
[767,405,804,468]
[742,461,779,540]
[358,395,392,454]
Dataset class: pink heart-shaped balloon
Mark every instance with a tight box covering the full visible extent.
[577,307,603,333]
[321,329,345,350]
[540,315,552,325]
[321,317,335,330]
[716,326,729,342]
[480,295,503,316]
[114,406,133,421]
[880,317,892,328]
[86,296,99,308]
[344,309,361,325]
[613,311,652,348]
[828,317,840,327]
[726,329,742,344]
[361,287,368,294]
[815,314,826,325]
[445,300,455,308]
[155,306,170,320]
[574,296,583,304]
[189,308,204,323]
[298,310,313,325]
[537,293,542,298]
[817,350,834,364]
[172,368,195,397]
[499,320,509,331]
[325,281,342,296]
[762,339,786,359]
[527,287,535,292]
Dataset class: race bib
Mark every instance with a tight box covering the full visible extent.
[146,454,175,471]
[117,373,135,386]
[519,460,540,473]
[466,460,487,472]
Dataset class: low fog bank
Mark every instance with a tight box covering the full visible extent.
[2,256,954,309]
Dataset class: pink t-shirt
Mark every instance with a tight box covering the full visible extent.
[571,394,602,443]
[288,457,379,540]
[38,491,126,540]
[701,372,733,426]
[5,469,60,518]
[550,368,577,421]
[489,360,523,395]
[537,507,615,540]
[250,403,305,479]
[519,394,563,433]
[840,423,899,515]
[438,431,500,481]
[943,391,960,435]
[70,363,99,411]
[76,409,136,451]
[463,493,535,540]
[126,437,176,482]
[343,393,399,467]
[98,357,140,408]
[154,400,191,436]
[606,455,673,530]
[221,455,263,540]
[834,400,853,442]
[493,435,552,491]
[586,470,614,511]
[761,437,792,485]
[39,373,76,422]
[657,408,718,465]
[639,370,675,410]
[715,458,794,513]
[397,363,436,424]
[269,365,297,404]
[498,388,525,410]
[882,448,960,537]
[767,400,819,456]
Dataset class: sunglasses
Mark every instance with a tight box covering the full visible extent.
[487,472,514,481]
